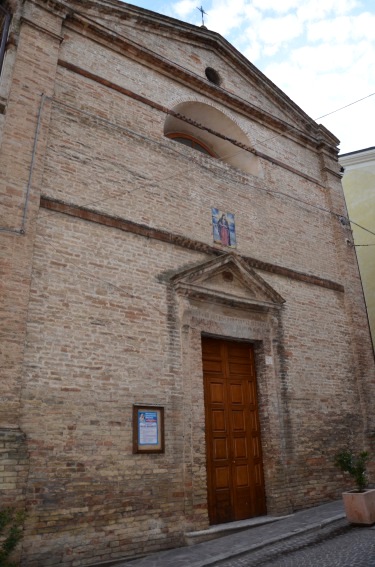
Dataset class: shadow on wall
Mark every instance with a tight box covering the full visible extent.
[164,101,263,177]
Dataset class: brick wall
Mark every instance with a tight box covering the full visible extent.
[1,1,374,565]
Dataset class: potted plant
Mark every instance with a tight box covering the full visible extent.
[334,449,375,525]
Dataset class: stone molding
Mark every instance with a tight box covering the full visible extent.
[171,253,285,312]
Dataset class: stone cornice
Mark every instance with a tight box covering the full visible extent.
[321,166,343,180]
[171,253,286,312]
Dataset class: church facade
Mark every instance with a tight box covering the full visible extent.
[1,1,375,565]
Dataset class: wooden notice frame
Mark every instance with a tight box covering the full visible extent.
[133,405,164,454]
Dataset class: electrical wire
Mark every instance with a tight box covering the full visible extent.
[64,2,375,160]
[3,7,375,238]
[36,98,334,219]
[350,220,375,239]
[315,93,375,121]
[4,91,374,243]
[257,92,375,150]
[1,3,373,357]
[34,96,375,246]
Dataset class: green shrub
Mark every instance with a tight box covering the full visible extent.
[0,508,25,567]
[334,449,370,492]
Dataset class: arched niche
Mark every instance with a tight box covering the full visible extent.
[164,101,262,177]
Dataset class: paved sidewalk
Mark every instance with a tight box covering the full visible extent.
[115,500,346,567]
[218,524,375,567]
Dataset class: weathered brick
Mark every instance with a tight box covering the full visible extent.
[1,1,375,566]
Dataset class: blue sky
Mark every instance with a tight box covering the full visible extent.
[120,0,375,154]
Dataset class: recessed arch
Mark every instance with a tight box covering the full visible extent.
[164,101,262,177]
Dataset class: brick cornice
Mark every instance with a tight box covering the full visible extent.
[20,16,64,42]
[40,196,345,293]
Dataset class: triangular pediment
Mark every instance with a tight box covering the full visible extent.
[171,254,285,311]
[62,0,337,146]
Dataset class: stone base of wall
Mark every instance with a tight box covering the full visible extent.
[0,427,28,505]
[0,428,28,564]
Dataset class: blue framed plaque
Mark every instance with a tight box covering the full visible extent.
[133,405,164,453]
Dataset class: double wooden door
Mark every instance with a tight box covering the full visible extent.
[202,337,266,525]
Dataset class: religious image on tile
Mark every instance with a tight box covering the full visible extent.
[212,208,236,248]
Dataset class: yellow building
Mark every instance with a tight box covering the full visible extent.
[340,147,375,350]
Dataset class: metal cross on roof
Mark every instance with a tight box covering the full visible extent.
[197,5,208,26]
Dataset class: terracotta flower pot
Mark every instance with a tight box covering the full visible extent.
[342,488,375,525]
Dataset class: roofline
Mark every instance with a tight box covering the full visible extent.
[118,1,329,132]
[339,146,375,169]
[56,0,339,149]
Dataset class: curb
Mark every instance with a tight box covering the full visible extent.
[191,514,348,567]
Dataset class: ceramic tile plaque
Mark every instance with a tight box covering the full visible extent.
[212,208,237,248]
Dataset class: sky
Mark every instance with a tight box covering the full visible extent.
[120,0,375,155]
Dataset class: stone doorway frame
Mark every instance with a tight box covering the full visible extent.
[169,253,290,530]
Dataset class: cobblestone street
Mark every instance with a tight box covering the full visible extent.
[217,525,375,567]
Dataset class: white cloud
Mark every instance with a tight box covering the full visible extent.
[263,34,375,153]
[242,29,262,62]
[203,0,248,36]
[307,17,351,44]
[265,38,374,109]
[307,13,375,43]
[257,14,303,46]
[167,0,374,152]
[290,44,354,73]
[323,95,375,153]
[297,0,360,23]
[251,0,301,14]
[172,0,197,18]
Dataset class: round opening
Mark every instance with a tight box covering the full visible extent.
[205,67,221,86]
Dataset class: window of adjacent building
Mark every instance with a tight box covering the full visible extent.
[0,4,12,78]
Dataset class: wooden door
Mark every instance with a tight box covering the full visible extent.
[202,337,266,525]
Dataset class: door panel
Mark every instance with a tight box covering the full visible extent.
[202,337,266,524]
[210,382,225,403]
[229,383,244,403]
[233,437,247,459]
[214,438,229,459]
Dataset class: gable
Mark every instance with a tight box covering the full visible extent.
[61,0,328,146]
[171,254,285,312]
